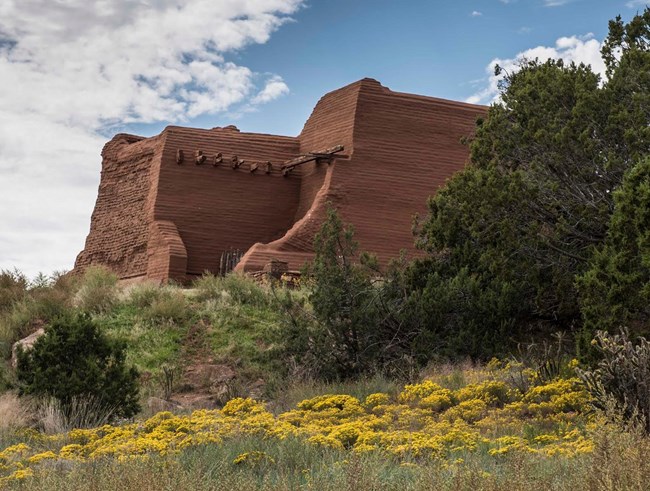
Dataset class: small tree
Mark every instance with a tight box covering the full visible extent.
[303,207,380,378]
[16,313,140,419]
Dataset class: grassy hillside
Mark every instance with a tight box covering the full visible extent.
[0,269,294,404]
[1,268,650,489]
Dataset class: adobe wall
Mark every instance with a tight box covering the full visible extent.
[74,133,164,279]
[329,79,485,264]
[294,80,361,222]
[236,79,485,271]
[150,126,301,279]
[75,78,486,282]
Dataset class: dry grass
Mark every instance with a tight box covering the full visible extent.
[0,393,30,432]
[36,396,116,434]
[74,266,118,313]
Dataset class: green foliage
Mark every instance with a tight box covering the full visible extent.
[578,157,650,335]
[306,208,378,375]
[578,330,650,434]
[291,207,382,379]
[276,209,422,379]
[127,282,165,309]
[127,283,188,323]
[408,10,650,359]
[16,313,140,419]
[0,274,73,359]
[95,302,185,373]
[601,10,650,167]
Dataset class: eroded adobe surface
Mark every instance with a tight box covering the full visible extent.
[74,79,485,282]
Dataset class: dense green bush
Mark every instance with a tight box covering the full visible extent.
[304,207,381,378]
[578,157,650,336]
[275,208,420,380]
[16,313,140,419]
[403,10,650,360]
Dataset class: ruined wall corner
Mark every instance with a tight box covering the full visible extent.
[146,220,188,284]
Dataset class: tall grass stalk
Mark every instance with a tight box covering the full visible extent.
[37,396,116,434]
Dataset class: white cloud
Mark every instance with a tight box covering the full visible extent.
[626,0,648,8]
[466,34,605,105]
[251,75,291,104]
[471,10,483,16]
[543,0,572,6]
[0,0,303,278]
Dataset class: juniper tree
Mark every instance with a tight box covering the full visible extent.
[408,9,650,358]
[16,313,140,419]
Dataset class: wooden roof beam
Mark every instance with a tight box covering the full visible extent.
[281,145,345,174]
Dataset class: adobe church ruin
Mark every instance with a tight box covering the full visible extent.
[74,78,485,283]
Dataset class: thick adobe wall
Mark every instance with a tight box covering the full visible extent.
[327,79,486,265]
[236,80,363,271]
[74,133,164,279]
[293,79,362,222]
[76,79,486,281]
[150,126,301,280]
[237,79,485,272]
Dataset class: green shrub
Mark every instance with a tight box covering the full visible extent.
[578,329,650,433]
[16,313,140,419]
[0,279,72,359]
[74,266,118,313]
[0,269,27,313]
[194,273,270,307]
[127,282,164,309]
[193,273,225,302]
[125,282,188,323]
[146,290,188,323]
[282,207,383,379]
[578,157,650,338]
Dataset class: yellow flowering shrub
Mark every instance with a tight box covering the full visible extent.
[0,362,597,484]
[27,451,57,464]
[297,394,365,415]
[421,390,455,412]
[221,397,265,416]
[455,381,519,406]
[399,381,450,404]
[443,399,488,423]
[364,393,390,408]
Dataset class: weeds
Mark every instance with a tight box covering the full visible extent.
[0,269,28,313]
[194,273,271,307]
[0,393,31,433]
[36,395,116,434]
[74,266,118,313]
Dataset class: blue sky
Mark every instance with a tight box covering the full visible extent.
[184,0,639,136]
[0,0,645,277]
